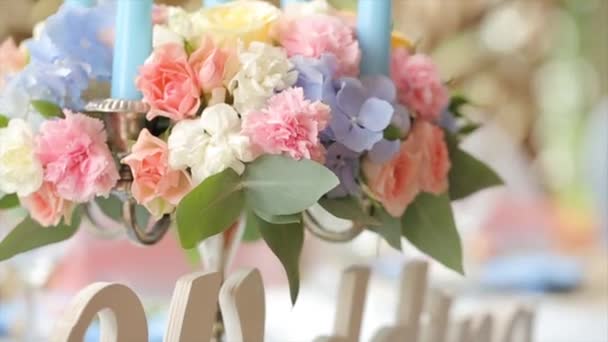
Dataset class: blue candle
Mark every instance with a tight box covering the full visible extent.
[281,0,308,8]
[357,0,392,76]
[64,0,95,6]
[111,0,153,100]
[204,0,231,7]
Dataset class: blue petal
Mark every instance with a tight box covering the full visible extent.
[339,124,382,152]
[336,77,366,118]
[368,139,401,163]
[361,75,397,103]
[357,98,394,131]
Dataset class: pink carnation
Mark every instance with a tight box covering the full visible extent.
[391,48,449,121]
[412,121,451,194]
[189,36,231,93]
[35,112,119,203]
[152,5,169,25]
[21,182,74,227]
[122,129,192,217]
[277,14,360,77]
[242,87,330,162]
[136,43,201,121]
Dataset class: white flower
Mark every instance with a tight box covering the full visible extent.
[283,0,333,16]
[0,119,43,196]
[153,25,185,49]
[168,104,255,185]
[229,42,298,115]
[166,7,199,44]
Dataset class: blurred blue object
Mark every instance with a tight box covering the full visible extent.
[479,253,583,292]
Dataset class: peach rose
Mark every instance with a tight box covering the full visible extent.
[122,129,192,218]
[21,182,74,227]
[412,121,451,194]
[189,36,233,93]
[136,43,201,121]
[363,135,423,218]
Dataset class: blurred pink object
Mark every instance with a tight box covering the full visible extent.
[0,38,27,88]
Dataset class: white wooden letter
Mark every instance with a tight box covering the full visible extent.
[164,272,222,342]
[497,307,535,342]
[420,289,453,342]
[372,260,429,342]
[52,283,148,342]
[219,268,266,342]
[315,265,371,342]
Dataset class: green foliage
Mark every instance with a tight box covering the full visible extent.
[0,207,83,261]
[371,207,402,251]
[446,134,503,200]
[383,124,402,141]
[253,212,304,304]
[253,210,301,225]
[243,155,339,216]
[31,100,63,118]
[243,210,263,242]
[401,193,463,274]
[318,197,379,226]
[0,194,19,209]
[0,114,8,128]
[176,169,244,249]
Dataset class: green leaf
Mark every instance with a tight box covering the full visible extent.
[254,213,304,304]
[254,209,301,225]
[243,211,263,242]
[95,195,123,222]
[0,194,19,209]
[0,207,82,261]
[184,248,202,268]
[371,207,402,251]
[0,114,8,128]
[244,155,339,216]
[448,94,469,115]
[176,169,244,249]
[446,135,503,200]
[318,197,380,226]
[327,0,357,11]
[383,124,401,141]
[458,122,481,136]
[401,193,463,274]
[31,100,63,118]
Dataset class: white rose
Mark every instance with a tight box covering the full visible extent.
[229,42,298,115]
[0,119,43,196]
[168,104,255,185]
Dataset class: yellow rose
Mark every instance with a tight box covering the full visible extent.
[190,0,281,47]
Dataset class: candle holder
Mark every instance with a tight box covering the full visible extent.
[83,99,172,246]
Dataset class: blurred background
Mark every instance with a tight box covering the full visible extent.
[0,0,606,341]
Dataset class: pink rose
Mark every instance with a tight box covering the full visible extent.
[122,129,192,217]
[412,121,451,194]
[21,182,74,227]
[363,133,424,218]
[136,44,201,121]
[36,112,119,203]
[276,14,360,77]
[189,36,231,93]
[0,38,27,88]
[242,87,329,162]
[391,48,449,121]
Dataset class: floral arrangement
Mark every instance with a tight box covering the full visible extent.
[0,0,501,302]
